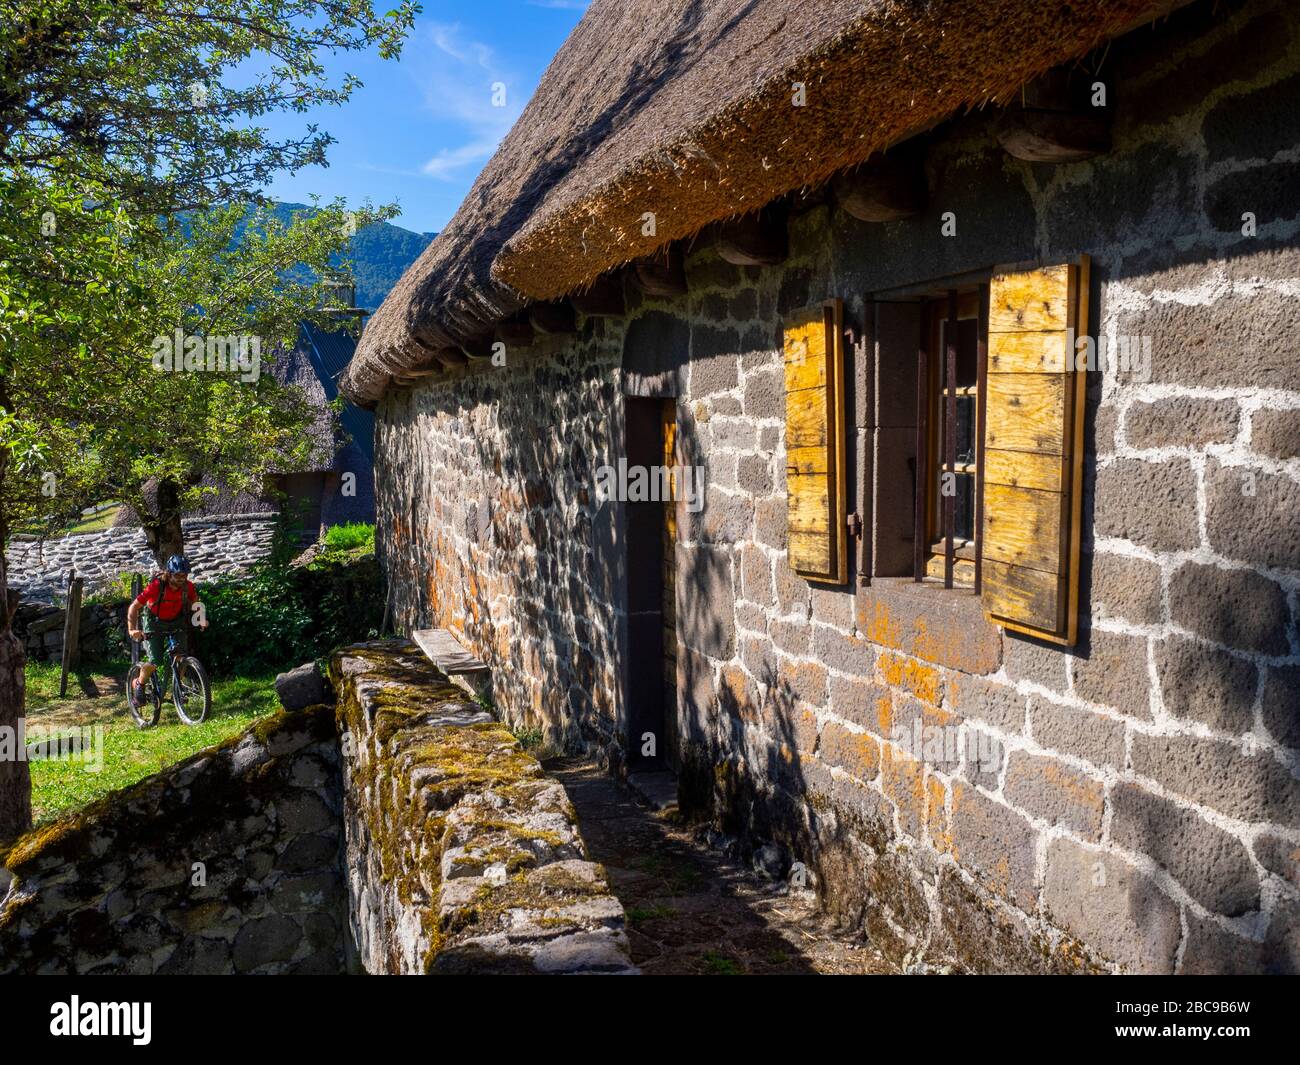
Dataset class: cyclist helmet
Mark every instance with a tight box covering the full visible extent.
[165,554,191,574]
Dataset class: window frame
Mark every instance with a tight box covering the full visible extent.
[920,287,987,589]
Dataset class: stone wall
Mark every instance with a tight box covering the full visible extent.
[13,601,122,664]
[374,0,1299,973]
[6,513,281,603]
[0,706,346,975]
[331,640,636,974]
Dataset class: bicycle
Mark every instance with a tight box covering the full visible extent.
[126,630,211,728]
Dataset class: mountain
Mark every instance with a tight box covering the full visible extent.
[270,202,435,311]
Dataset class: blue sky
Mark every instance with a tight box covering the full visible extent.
[259,1,588,235]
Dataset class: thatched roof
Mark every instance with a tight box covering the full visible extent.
[342,0,1187,406]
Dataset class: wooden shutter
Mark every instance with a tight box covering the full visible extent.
[784,298,847,584]
[981,258,1089,645]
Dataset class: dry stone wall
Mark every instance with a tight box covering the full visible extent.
[0,706,346,975]
[6,513,280,603]
[331,640,636,974]
[374,0,1299,973]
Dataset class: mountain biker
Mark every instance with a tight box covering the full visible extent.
[126,554,208,704]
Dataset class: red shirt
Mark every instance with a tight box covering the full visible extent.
[135,578,197,621]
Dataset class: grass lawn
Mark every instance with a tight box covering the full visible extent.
[18,502,123,538]
[23,658,283,827]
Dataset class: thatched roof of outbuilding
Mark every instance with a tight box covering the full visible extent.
[342,0,1187,406]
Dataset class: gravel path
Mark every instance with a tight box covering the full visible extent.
[547,758,897,975]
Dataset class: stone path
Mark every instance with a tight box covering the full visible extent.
[548,758,897,975]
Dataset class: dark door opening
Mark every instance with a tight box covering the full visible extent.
[624,397,677,771]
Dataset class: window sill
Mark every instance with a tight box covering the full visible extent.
[854,577,1002,675]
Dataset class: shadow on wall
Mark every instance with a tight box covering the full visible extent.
[379,331,626,756]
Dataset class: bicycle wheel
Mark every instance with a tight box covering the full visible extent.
[173,657,211,725]
[126,663,161,728]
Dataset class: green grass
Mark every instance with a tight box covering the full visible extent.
[702,951,744,975]
[626,903,677,925]
[23,658,282,827]
[321,521,374,553]
[18,502,122,538]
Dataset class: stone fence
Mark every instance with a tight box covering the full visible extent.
[0,641,635,975]
[331,640,637,974]
[0,706,345,974]
[13,601,123,664]
[6,513,281,603]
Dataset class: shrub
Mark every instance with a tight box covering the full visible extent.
[200,562,314,676]
[322,521,374,554]
[199,521,384,677]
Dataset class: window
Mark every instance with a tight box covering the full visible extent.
[862,258,1090,646]
[919,289,986,589]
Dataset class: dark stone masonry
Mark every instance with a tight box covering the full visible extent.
[0,643,635,975]
[371,0,1300,974]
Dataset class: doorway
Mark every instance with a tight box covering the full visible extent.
[624,397,677,770]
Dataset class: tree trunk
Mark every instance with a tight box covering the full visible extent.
[140,476,185,566]
[0,540,32,841]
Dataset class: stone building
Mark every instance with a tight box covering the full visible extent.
[341,0,1300,974]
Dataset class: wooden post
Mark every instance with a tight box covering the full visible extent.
[59,571,84,697]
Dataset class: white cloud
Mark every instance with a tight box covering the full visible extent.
[413,22,522,181]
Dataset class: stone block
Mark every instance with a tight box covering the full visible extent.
[1042,837,1179,974]
[1072,629,1151,719]
[1261,665,1300,750]
[1093,458,1200,552]
[1028,696,1126,769]
[1003,751,1105,839]
[1204,459,1300,571]
[819,721,880,783]
[1154,636,1257,733]
[1089,552,1164,627]
[1250,407,1300,461]
[1110,782,1259,916]
[948,780,1038,911]
[1124,396,1238,449]
[1130,732,1300,829]
[1168,561,1290,656]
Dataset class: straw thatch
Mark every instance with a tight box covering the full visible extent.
[342,0,1188,406]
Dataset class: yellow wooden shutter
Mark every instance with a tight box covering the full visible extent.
[784,299,847,584]
[981,258,1089,645]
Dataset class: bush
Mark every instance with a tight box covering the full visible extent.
[322,521,374,553]
[199,520,385,677]
[200,563,314,676]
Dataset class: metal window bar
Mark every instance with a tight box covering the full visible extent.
[913,312,928,582]
[974,285,989,596]
[943,290,958,589]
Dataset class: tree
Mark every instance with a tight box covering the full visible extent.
[0,0,416,839]
[101,199,396,564]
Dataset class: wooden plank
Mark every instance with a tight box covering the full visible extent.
[982,559,1065,633]
[984,447,1067,493]
[412,628,488,675]
[982,483,1068,573]
[974,285,989,596]
[788,530,832,575]
[786,444,829,477]
[984,373,1066,454]
[988,330,1072,374]
[828,298,848,585]
[785,386,829,448]
[788,472,831,531]
[926,553,975,585]
[988,263,1076,333]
